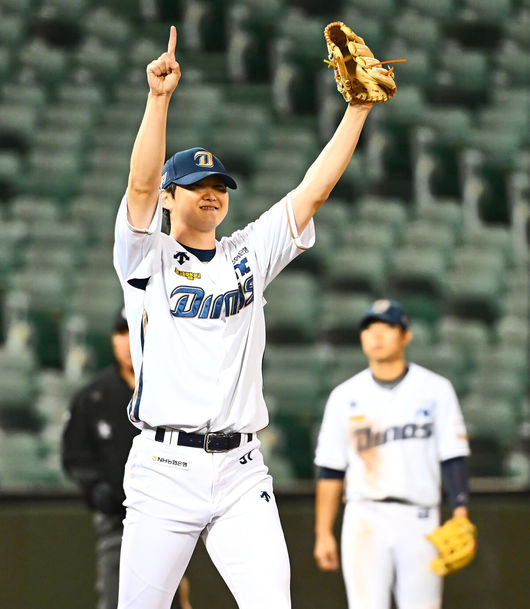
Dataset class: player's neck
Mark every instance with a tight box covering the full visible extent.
[171,225,216,249]
[369,359,408,382]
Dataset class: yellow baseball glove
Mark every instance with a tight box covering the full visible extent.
[427,516,477,576]
[323,21,405,103]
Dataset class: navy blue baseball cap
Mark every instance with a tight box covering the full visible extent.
[160,147,237,190]
[359,299,409,331]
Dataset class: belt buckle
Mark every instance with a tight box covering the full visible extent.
[204,433,229,453]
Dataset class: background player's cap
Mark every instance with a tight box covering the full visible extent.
[160,147,237,190]
[112,307,128,333]
[359,299,409,331]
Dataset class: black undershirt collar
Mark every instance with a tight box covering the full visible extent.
[178,242,216,262]
[372,365,410,389]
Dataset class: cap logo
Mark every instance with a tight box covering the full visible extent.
[194,150,214,167]
[372,299,391,313]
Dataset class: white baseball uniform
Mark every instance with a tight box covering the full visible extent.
[113,191,314,609]
[314,363,470,609]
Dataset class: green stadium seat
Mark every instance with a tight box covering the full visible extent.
[25,150,81,201]
[434,46,490,105]
[264,368,324,412]
[263,344,328,410]
[445,266,504,323]
[21,243,84,282]
[0,103,39,151]
[495,315,529,351]
[414,199,464,239]
[0,220,27,275]
[313,198,352,246]
[271,12,324,114]
[462,393,519,477]
[405,0,453,18]
[9,195,60,224]
[462,226,516,267]
[81,6,131,47]
[325,245,388,294]
[264,271,321,343]
[437,317,491,368]
[381,86,426,127]
[167,83,223,133]
[408,319,433,346]
[89,146,130,177]
[460,0,512,21]
[1,81,47,114]
[325,345,370,391]
[388,245,448,296]
[474,346,528,392]
[348,221,396,258]
[342,0,397,19]
[0,0,33,14]
[180,0,232,54]
[320,292,372,344]
[267,124,319,167]
[506,8,530,47]
[407,343,468,394]
[57,82,105,113]
[8,268,72,367]
[0,150,22,199]
[210,102,272,175]
[74,38,122,85]
[391,11,442,52]
[495,42,530,88]
[71,272,124,367]
[77,171,127,205]
[452,246,506,279]
[470,129,523,171]
[0,13,25,49]
[355,197,408,238]
[19,39,69,86]
[402,220,457,262]
[33,128,86,163]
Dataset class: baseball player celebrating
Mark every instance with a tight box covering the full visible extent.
[113,26,372,609]
[314,300,477,609]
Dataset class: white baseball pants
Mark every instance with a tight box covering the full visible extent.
[117,431,291,609]
[341,500,442,609]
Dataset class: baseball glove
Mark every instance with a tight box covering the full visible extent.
[323,21,405,103]
[427,516,477,576]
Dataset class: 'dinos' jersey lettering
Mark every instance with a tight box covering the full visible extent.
[314,364,470,507]
[113,192,315,433]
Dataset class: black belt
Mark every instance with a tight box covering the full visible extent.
[155,427,253,453]
[377,497,414,506]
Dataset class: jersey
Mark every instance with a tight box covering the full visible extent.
[113,192,315,434]
[314,363,470,507]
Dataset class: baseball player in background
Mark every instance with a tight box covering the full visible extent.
[113,25,372,609]
[61,308,191,609]
[313,299,474,609]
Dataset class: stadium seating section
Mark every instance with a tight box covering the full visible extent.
[0,0,528,488]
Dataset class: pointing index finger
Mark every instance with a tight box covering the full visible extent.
[167,25,177,57]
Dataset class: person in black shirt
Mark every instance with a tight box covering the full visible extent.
[62,308,191,609]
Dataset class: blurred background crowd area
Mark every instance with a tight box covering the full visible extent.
[0,0,528,493]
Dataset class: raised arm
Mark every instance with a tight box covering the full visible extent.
[290,102,372,233]
[127,26,181,229]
